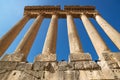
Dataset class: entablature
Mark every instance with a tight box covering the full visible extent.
[24,6,98,18]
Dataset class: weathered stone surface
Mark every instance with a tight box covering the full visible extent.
[111,52,120,66]
[7,70,22,80]
[107,61,119,69]
[45,62,58,73]
[102,53,111,61]
[98,61,117,79]
[44,71,59,80]
[58,61,68,71]
[1,53,24,61]
[0,61,17,70]
[69,53,92,61]
[18,71,37,80]
[0,71,11,80]
[33,61,58,72]
[100,52,120,69]
[58,61,74,71]
[16,62,32,70]
[64,70,79,80]
[33,61,46,71]
[75,61,100,70]
[79,70,115,80]
[35,54,56,61]
[0,60,119,80]
[24,70,44,79]
[0,69,7,74]
[112,69,120,79]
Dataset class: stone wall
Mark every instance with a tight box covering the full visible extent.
[0,53,120,80]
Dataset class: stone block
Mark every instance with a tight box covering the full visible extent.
[16,62,32,70]
[107,61,120,69]
[7,70,22,80]
[69,53,92,62]
[80,70,108,80]
[0,61,17,70]
[102,53,111,61]
[90,61,101,69]
[110,52,120,66]
[64,70,79,80]
[33,61,46,71]
[58,61,74,71]
[0,69,7,74]
[58,61,68,71]
[75,61,100,70]
[45,62,58,73]
[0,71,11,80]
[74,62,84,70]
[79,70,90,80]
[35,54,56,62]
[18,71,37,80]
[111,69,120,79]
[44,70,59,80]
[24,70,44,79]
[33,61,57,72]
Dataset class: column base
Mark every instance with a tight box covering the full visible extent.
[68,53,100,70]
[97,52,120,79]
[110,52,120,66]
[1,53,24,62]
[99,52,120,69]
[69,53,92,62]
[35,53,56,62]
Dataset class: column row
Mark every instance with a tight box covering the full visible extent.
[0,13,119,61]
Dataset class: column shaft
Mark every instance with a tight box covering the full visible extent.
[0,15,30,56]
[42,14,58,54]
[95,14,120,49]
[15,15,44,61]
[81,14,110,59]
[67,14,83,54]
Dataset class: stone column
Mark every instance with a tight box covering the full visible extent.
[14,14,44,61]
[42,14,58,54]
[66,14,92,61]
[0,15,30,56]
[1,14,44,61]
[81,14,110,60]
[35,14,58,61]
[95,14,120,50]
[66,14,83,54]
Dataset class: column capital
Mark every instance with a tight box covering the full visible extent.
[81,12,86,15]
[93,13,101,18]
[52,11,59,15]
[66,11,73,15]
[80,12,94,19]
[23,14,31,18]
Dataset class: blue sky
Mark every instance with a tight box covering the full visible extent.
[0,0,120,62]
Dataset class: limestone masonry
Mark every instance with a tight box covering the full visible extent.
[0,6,120,80]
